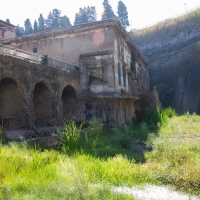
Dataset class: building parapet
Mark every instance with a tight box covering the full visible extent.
[0,44,79,71]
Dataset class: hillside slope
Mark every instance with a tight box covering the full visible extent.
[130,7,200,113]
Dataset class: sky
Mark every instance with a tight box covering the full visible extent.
[1,0,200,30]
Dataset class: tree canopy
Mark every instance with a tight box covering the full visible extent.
[38,14,45,32]
[15,25,24,36]
[24,18,33,35]
[51,9,61,29]
[33,20,38,33]
[6,19,10,24]
[102,0,116,20]
[117,1,129,28]
[74,6,96,25]
[60,15,71,27]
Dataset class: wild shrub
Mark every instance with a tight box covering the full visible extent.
[56,120,87,154]
[88,117,103,134]
[144,106,161,126]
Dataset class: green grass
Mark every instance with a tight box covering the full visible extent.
[0,110,200,198]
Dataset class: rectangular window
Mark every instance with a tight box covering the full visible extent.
[83,56,103,86]
[2,31,4,38]
[33,48,37,53]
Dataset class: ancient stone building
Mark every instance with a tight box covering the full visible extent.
[0,19,151,129]
[0,20,16,41]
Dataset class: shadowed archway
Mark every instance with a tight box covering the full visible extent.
[61,85,83,121]
[33,82,53,126]
[0,77,26,129]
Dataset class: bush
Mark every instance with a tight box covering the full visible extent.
[88,117,103,134]
[56,120,86,154]
[144,106,161,126]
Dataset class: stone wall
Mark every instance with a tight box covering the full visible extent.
[0,54,80,129]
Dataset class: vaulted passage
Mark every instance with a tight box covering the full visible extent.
[62,85,83,121]
[0,78,26,129]
[33,82,53,125]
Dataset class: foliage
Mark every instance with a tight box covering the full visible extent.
[56,120,86,154]
[88,117,103,134]
[24,18,33,35]
[15,25,24,36]
[145,115,200,193]
[74,6,96,25]
[144,106,161,126]
[45,11,53,30]
[144,106,177,127]
[60,15,71,27]
[51,9,61,29]
[1,110,200,197]
[38,14,45,32]
[33,20,38,33]
[102,0,116,20]
[6,18,10,24]
[117,0,129,28]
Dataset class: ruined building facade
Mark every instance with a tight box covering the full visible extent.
[0,19,150,129]
[0,20,16,41]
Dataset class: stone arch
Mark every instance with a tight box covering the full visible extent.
[0,77,27,129]
[33,81,54,125]
[61,85,83,121]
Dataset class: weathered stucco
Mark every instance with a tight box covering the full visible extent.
[0,19,152,130]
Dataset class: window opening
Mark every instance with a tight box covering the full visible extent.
[123,66,126,87]
[118,63,121,85]
[33,48,37,53]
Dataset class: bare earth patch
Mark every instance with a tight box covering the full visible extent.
[113,185,200,200]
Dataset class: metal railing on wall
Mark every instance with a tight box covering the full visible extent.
[0,44,79,71]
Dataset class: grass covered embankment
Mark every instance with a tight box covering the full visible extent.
[0,108,200,199]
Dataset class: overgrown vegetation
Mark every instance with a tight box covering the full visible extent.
[0,108,200,198]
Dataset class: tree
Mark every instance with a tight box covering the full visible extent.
[102,0,116,20]
[15,25,24,36]
[38,14,45,32]
[87,6,97,22]
[6,18,10,24]
[60,15,71,27]
[74,6,96,25]
[51,9,61,29]
[45,11,53,30]
[33,20,38,33]
[117,1,129,28]
[24,18,33,35]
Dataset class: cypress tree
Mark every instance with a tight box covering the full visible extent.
[52,9,61,29]
[45,11,53,30]
[38,14,45,32]
[60,15,71,27]
[102,0,116,20]
[33,20,38,33]
[117,1,129,28]
[24,18,33,35]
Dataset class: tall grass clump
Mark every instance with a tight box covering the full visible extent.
[56,120,87,154]
[88,116,103,134]
[145,114,200,193]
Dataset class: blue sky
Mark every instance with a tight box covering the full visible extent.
[1,0,200,29]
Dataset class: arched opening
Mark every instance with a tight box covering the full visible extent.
[62,85,82,121]
[33,82,53,126]
[0,78,26,129]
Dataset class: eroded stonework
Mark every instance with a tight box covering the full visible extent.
[0,19,154,130]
